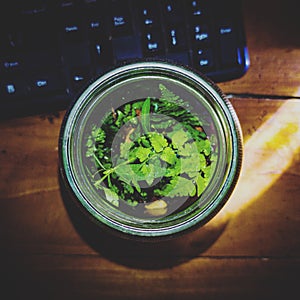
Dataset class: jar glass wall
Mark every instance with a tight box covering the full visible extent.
[59,61,243,240]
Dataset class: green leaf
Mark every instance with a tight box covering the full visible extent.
[115,110,125,127]
[149,133,168,153]
[127,199,139,207]
[120,141,134,159]
[196,175,207,197]
[115,163,142,193]
[85,146,95,158]
[139,136,151,148]
[86,137,93,148]
[103,187,119,207]
[132,177,141,193]
[149,156,166,178]
[91,126,104,139]
[130,163,145,178]
[164,160,181,177]
[132,100,144,111]
[168,129,189,149]
[156,176,196,198]
[177,142,196,157]
[199,153,207,169]
[196,139,212,156]
[203,165,212,178]
[124,103,131,115]
[180,156,200,178]
[141,97,151,133]
[122,182,134,194]
[161,147,177,165]
[114,163,133,185]
[159,84,180,103]
[135,146,152,162]
[141,164,155,185]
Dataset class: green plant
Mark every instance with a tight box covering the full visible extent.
[85,84,216,215]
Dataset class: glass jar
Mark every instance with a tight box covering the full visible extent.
[59,61,243,241]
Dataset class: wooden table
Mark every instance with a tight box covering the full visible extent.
[1,1,299,299]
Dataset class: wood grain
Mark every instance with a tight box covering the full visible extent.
[3,255,298,300]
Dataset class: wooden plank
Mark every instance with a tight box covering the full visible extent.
[219,1,300,97]
[2,254,299,300]
[0,113,62,199]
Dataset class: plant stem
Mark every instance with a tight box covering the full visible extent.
[93,153,106,170]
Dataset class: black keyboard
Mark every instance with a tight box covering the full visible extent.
[0,0,250,119]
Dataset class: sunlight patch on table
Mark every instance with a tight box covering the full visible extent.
[217,100,300,219]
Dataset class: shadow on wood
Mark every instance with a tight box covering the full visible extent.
[59,172,228,270]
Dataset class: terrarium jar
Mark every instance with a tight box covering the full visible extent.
[59,60,243,241]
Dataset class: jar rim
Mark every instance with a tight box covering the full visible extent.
[59,60,243,240]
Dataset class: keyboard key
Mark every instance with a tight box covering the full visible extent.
[192,24,210,44]
[1,79,29,98]
[20,5,57,50]
[63,24,84,42]
[63,43,91,67]
[90,39,114,67]
[220,25,234,35]
[87,6,110,48]
[23,27,58,50]
[19,0,47,15]
[138,1,161,28]
[87,13,107,40]
[1,30,24,53]
[23,50,61,70]
[58,0,77,9]
[193,48,214,70]
[166,26,187,52]
[4,83,18,95]
[142,30,165,56]
[71,66,92,93]
[84,0,103,7]
[218,22,239,67]
[59,1,86,43]
[29,71,66,96]
[110,0,133,37]
[88,20,103,33]
[187,0,205,19]
[162,0,184,24]
[113,36,142,62]
[61,16,86,43]
[166,52,190,66]
[84,0,107,43]
[2,57,22,73]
